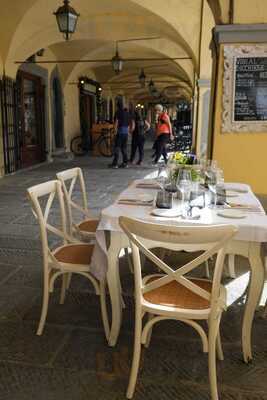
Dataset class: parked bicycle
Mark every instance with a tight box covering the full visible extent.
[71,128,115,157]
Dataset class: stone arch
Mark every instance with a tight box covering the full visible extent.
[64,40,193,92]
[206,0,223,24]
[4,0,198,74]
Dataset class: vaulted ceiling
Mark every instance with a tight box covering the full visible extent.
[0,0,219,102]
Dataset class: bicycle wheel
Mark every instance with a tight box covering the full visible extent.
[70,136,86,156]
[98,135,113,157]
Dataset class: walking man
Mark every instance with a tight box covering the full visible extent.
[109,107,132,168]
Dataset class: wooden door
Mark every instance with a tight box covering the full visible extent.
[80,92,94,149]
[18,71,46,168]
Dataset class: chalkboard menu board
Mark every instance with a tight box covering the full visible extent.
[234,57,267,122]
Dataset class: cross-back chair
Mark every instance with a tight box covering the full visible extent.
[27,180,109,338]
[119,216,237,400]
[56,167,99,241]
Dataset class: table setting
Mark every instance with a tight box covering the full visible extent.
[90,154,267,356]
[109,152,264,227]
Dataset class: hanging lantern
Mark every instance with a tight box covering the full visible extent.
[148,79,154,94]
[112,42,123,74]
[138,68,146,88]
[54,0,80,41]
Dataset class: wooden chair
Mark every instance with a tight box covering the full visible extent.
[27,180,109,338]
[119,216,237,400]
[56,167,99,241]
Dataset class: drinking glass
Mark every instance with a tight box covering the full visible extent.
[177,169,192,217]
[156,165,168,206]
[208,168,224,208]
[156,165,168,189]
[190,181,206,209]
[216,168,224,185]
[211,160,218,169]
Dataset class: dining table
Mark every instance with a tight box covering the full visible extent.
[91,177,267,364]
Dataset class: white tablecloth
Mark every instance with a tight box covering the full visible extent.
[91,180,267,280]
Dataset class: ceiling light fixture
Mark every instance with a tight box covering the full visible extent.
[36,49,45,57]
[138,68,146,87]
[148,79,154,94]
[54,0,80,41]
[112,42,123,74]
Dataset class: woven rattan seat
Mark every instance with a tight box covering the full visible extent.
[78,219,99,233]
[119,216,237,400]
[54,243,94,265]
[144,277,212,309]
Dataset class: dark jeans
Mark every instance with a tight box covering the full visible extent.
[154,134,169,163]
[130,134,145,163]
[112,134,128,165]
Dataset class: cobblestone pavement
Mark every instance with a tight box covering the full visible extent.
[0,152,266,400]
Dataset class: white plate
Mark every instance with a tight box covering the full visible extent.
[151,208,181,218]
[225,187,248,194]
[226,190,240,198]
[217,209,247,219]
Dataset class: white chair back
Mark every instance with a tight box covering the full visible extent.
[56,167,89,233]
[27,180,69,270]
[119,216,237,314]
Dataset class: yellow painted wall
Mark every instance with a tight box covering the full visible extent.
[213,45,267,194]
[234,0,267,24]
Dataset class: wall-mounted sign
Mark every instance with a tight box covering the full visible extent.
[83,82,97,94]
[223,45,267,132]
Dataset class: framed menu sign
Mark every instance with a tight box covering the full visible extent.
[222,45,267,132]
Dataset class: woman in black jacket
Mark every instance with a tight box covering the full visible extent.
[129,108,150,166]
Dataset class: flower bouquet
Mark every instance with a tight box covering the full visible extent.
[167,152,201,183]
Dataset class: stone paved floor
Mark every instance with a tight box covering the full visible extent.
[0,152,267,400]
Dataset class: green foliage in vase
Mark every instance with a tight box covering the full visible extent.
[168,152,201,182]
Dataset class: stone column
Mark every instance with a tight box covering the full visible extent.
[196,78,211,158]
[191,84,198,152]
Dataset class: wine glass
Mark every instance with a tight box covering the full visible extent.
[177,169,192,218]
[208,168,224,208]
[156,165,168,206]
[156,165,167,189]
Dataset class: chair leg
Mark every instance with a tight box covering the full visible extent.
[60,274,68,305]
[37,282,50,336]
[205,260,210,278]
[228,254,236,278]
[126,310,143,399]
[125,247,134,274]
[100,280,110,341]
[66,273,72,289]
[144,313,154,348]
[216,329,224,361]
[208,319,220,400]
[117,267,126,309]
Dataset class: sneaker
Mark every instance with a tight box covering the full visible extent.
[136,161,143,166]
[108,164,118,169]
[119,163,128,168]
